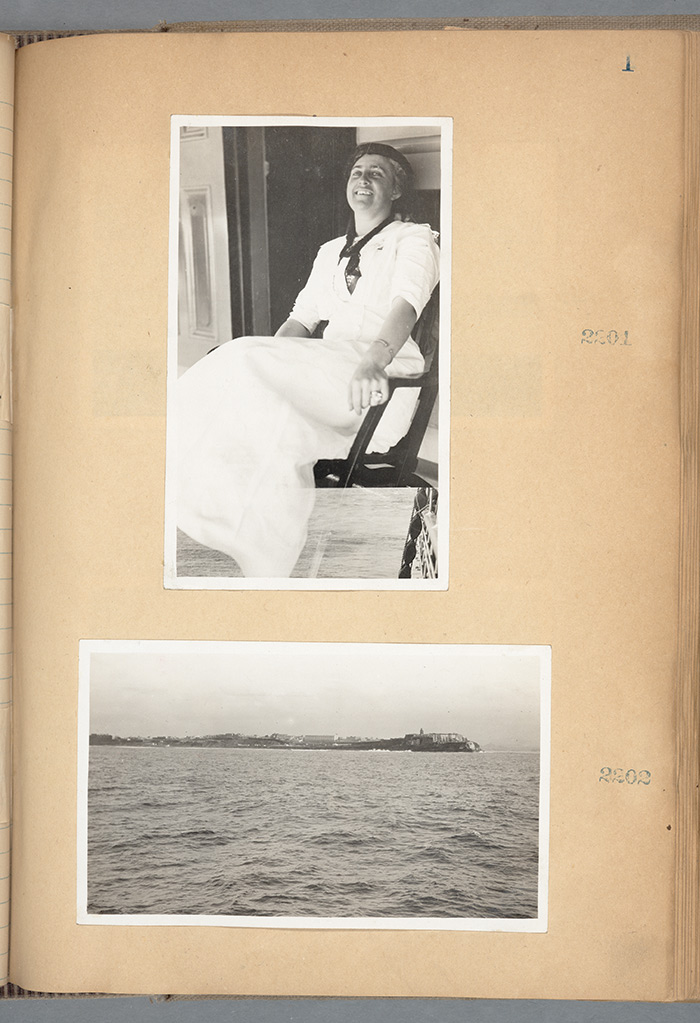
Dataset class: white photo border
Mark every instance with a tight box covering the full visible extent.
[77,640,550,932]
[163,115,452,591]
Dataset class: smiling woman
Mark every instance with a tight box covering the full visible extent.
[349,153,399,211]
[173,133,441,581]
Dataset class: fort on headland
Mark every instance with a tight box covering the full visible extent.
[90,728,481,753]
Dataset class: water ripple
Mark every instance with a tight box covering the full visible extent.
[87,748,540,920]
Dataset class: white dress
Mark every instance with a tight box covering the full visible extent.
[176,220,440,577]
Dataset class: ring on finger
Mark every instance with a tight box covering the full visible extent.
[369,390,384,406]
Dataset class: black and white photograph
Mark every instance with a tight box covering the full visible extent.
[164,117,451,589]
[78,641,550,930]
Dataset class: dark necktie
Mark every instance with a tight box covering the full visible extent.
[339,215,393,294]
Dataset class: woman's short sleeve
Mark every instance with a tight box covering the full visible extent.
[389,225,440,319]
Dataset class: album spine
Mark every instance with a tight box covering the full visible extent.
[674,29,700,1003]
[0,34,13,990]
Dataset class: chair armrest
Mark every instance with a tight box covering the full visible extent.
[389,373,433,390]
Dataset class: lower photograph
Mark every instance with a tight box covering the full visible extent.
[77,640,551,931]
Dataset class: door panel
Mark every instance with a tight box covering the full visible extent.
[178,126,233,373]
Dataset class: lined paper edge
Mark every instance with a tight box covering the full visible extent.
[0,32,13,989]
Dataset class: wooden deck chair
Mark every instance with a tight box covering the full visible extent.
[315,284,441,489]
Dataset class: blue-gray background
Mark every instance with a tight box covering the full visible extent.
[3,0,700,30]
[2,0,700,1019]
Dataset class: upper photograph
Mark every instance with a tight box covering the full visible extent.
[164,117,452,589]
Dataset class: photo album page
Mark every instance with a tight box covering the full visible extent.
[7,28,694,999]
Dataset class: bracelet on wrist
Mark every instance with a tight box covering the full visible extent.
[374,338,395,360]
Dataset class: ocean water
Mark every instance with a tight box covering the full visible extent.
[87,747,541,920]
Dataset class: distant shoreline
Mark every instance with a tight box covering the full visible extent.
[89,733,483,753]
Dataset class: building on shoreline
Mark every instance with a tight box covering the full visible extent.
[89,728,481,752]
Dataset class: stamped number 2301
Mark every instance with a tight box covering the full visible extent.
[581,329,631,346]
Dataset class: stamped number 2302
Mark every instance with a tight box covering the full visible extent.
[599,767,651,785]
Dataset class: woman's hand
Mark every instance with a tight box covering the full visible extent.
[346,298,417,414]
[349,353,391,415]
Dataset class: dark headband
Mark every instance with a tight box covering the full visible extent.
[345,143,414,186]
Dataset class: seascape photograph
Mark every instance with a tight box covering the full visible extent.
[77,641,550,930]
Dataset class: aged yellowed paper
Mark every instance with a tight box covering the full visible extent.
[10,30,685,997]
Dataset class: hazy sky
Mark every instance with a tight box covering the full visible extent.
[85,642,547,750]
